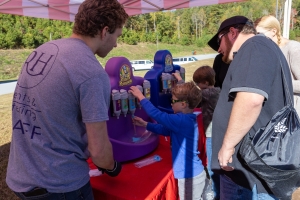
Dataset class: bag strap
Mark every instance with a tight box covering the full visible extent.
[269,36,293,106]
[278,52,293,106]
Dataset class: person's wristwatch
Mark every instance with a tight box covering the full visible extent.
[97,160,122,177]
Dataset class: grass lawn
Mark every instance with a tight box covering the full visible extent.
[0,43,214,81]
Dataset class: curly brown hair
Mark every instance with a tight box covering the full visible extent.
[73,0,129,37]
[193,65,215,86]
[172,81,202,109]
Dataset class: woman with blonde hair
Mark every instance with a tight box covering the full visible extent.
[255,15,300,114]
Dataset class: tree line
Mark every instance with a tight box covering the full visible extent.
[0,0,300,49]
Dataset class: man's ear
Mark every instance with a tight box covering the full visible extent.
[100,26,109,39]
[229,27,239,40]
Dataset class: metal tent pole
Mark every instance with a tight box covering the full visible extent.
[282,0,292,39]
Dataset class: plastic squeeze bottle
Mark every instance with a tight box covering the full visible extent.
[111,89,121,119]
[143,80,151,100]
[120,89,129,117]
[136,85,143,109]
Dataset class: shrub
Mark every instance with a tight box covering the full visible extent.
[139,32,147,43]
[294,29,300,37]
[289,30,296,40]
[22,33,35,48]
[195,34,213,48]
[146,32,157,44]
[179,35,191,45]
[123,30,139,45]
[124,36,138,45]
[161,36,171,44]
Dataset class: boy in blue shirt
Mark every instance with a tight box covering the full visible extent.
[129,81,205,200]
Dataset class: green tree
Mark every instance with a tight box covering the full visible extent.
[157,12,175,43]
[0,0,299,49]
[198,8,207,38]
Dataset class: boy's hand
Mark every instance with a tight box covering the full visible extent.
[133,116,147,127]
[129,86,145,101]
[172,72,182,81]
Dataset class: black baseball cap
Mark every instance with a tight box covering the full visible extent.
[208,16,249,51]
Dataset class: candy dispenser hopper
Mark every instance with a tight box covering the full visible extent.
[144,50,182,114]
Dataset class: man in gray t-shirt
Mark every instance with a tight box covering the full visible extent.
[6,0,128,199]
[208,16,292,199]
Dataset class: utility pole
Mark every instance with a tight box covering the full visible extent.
[283,0,292,39]
[146,22,148,33]
[177,16,180,39]
[153,13,158,50]
[276,0,278,19]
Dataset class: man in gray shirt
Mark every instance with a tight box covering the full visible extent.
[208,16,292,199]
[6,0,128,199]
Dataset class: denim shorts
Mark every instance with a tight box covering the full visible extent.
[14,181,94,200]
[220,174,278,200]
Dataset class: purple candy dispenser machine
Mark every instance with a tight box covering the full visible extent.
[105,57,159,162]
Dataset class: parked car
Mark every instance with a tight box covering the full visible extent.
[172,56,198,65]
[130,60,154,71]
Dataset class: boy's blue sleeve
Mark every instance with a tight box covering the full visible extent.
[147,123,171,136]
[140,99,181,133]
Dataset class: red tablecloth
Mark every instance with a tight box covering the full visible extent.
[88,136,179,200]
[88,112,206,200]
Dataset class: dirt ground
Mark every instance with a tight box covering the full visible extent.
[0,143,18,200]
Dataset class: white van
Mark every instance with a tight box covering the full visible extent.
[172,56,198,65]
[130,60,154,71]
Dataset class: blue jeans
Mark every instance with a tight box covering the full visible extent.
[220,175,278,200]
[206,137,220,199]
[14,181,94,200]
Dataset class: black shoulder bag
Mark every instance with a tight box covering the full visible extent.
[239,48,300,200]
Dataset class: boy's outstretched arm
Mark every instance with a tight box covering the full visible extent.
[172,72,184,84]
[129,86,145,101]
[133,116,147,127]
[172,72,182,82]
[134,116,171,136]
[130,85,178,134]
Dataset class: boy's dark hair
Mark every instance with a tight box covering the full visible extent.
[193,65,215,86]
[172,81,202,109]
[73,0,129,37]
